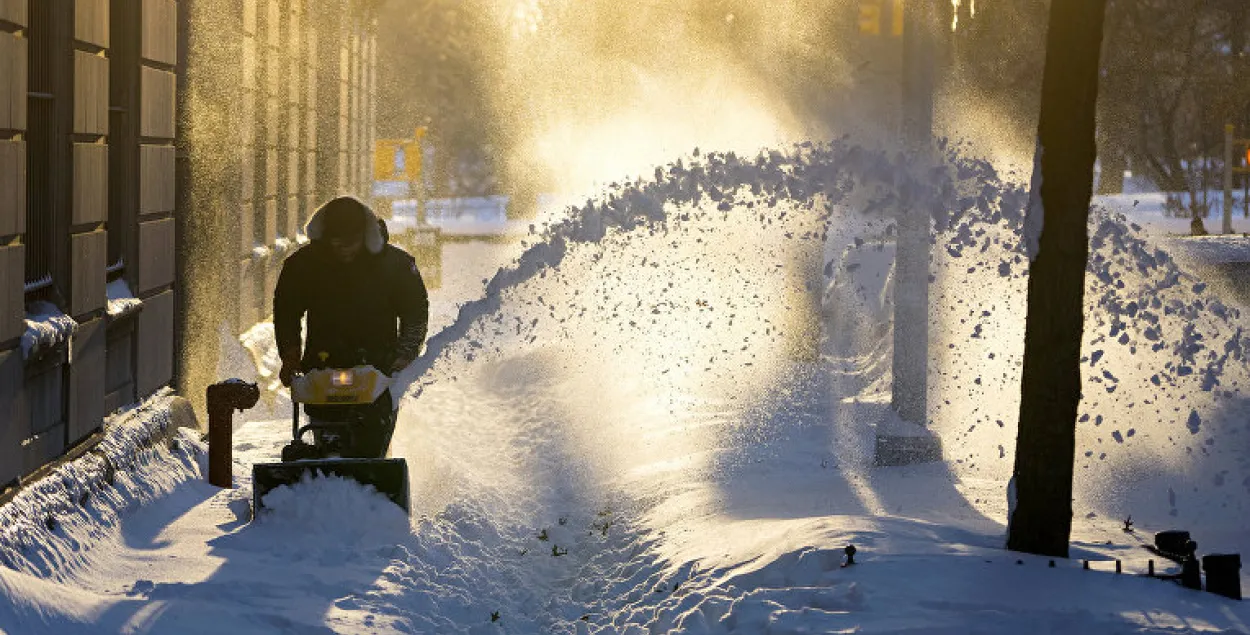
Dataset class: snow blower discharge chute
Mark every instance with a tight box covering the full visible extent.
[252,366,410,514]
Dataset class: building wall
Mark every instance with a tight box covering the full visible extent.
[0,0,180,492]
[232,0,375,327]
[178,0,377,418]
[0,0,29,488]
[0,0,378,488]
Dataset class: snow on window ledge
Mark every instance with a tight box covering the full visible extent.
[21,302,78,362]
[105,279,144,320]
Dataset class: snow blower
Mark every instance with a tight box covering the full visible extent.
[252,366,410,514]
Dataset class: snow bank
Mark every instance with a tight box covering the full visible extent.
[929,202,1250,535]
[1155,235,1250,265]
[21,301,77,361]
[1099,191,1250,237]
[0,390,205,580]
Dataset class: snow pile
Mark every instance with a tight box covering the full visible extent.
[21,301,77,361]
[928,202,1250,536]
[257,474,409,534]
[1099,192,1250,238]
[104,279,142,319]
[248,475,412,556]
[1155,234,1250,266]
[0,390,205,580]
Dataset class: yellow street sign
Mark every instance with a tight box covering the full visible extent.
[859,1,903,37]
[374,127,428,181]
[859,1,881,35]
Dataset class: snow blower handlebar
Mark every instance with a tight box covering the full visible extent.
[287,366,393,442]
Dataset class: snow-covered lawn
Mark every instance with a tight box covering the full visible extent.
[2,145,1249,634]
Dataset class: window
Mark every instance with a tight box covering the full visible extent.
[24,0,55,292]
[108,0,138,279]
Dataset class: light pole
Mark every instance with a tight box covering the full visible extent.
[877,0,942,466]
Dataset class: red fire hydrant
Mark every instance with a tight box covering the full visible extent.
[206,380,261,488]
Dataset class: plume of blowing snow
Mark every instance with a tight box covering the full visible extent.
[471,0,859,201]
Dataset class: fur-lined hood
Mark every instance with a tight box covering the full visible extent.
[304,196,387,255]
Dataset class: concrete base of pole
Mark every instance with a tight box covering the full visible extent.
[874,417,943,467]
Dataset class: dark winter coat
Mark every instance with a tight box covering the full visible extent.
[273,204,429,373]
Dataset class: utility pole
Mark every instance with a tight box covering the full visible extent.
[878,0,941,466]
[893,0,934,424]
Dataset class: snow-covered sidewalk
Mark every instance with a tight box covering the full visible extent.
[3,361,1243,634]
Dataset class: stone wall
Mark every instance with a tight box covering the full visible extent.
[0,0,180,496]
[178,0,377,420]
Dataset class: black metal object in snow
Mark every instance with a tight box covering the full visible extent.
[206,380,261,489]
[1154,530,1192,559]
[1203,554,1242,601]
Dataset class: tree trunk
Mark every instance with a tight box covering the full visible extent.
[1007,0,1108,558]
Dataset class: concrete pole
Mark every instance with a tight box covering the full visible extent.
[892,0,935,425]
[1224,123,1234,234]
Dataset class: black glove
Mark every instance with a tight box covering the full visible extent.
[279,347,302,387]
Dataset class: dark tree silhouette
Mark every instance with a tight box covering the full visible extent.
[1007,0,1108,558]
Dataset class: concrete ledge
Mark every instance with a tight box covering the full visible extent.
[874,433,943,467]
[0,390,201,508]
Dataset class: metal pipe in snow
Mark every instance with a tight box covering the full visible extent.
[206,381,261,488]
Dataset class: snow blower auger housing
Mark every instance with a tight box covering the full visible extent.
[252,366,410,514]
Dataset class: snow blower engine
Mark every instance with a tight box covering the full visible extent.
[251,366,410,514]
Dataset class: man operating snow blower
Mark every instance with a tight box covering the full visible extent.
[252,195,429,513]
